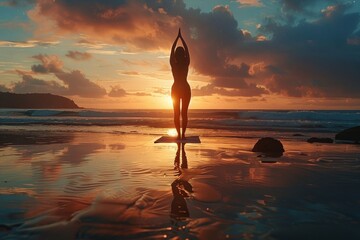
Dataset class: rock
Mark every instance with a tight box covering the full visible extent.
[307,137,334,143]
[252,137,284,157]
[335,126,360,144]
[261,159,277,163]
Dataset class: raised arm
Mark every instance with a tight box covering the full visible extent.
[170,34,179,67]
[179,32,190,65]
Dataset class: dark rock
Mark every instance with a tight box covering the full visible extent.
[252,137,284,157]
[0,92,80,109]
[307,137,334,143]
[261,159,277,163]
[335,126,360,144]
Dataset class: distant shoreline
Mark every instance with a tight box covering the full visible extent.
[0,92,80,109]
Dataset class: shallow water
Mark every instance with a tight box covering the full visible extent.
[0,131,360,239]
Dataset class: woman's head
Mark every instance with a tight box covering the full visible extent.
[175,46,185,62]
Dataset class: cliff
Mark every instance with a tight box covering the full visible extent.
[0,92,80,109]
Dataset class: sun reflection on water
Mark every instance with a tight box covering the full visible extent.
[167,128,178,137]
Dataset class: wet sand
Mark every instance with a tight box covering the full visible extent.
[0,131,360,239]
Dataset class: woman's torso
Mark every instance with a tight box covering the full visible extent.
[171,63,189,85]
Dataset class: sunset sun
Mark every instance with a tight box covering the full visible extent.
[165,96,174,108]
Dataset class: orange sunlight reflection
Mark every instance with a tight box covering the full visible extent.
[167,129,177,137]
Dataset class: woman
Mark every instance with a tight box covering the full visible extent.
[170,28,191,140]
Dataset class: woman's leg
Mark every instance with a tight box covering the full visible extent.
[172,96,181,139]
[181,92,191,139]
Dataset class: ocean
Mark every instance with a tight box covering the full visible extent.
[0,109,359,137]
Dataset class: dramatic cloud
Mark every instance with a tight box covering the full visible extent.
[65,51,92,61]
[27,0,360,98]
[54,70,106,98]
[183,5,253,90]
[27,0,265,97]
[14,54,107,98]
[28,0,182,49]
[254,3,360,97]
[12,74,67,94]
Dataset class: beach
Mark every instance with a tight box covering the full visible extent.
[0,110,360,239]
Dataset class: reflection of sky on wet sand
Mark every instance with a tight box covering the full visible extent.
[0,132,360,239]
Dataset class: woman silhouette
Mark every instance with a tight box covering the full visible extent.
[170,28,191,140]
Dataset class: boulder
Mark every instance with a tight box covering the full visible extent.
[335,126,360,144]
[252,137,284,157]
[307,137,333,143]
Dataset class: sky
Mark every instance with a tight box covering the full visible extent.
[0,0,359,109]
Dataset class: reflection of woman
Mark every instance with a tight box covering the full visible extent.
[171,143,192,219]
[170,28,191,140]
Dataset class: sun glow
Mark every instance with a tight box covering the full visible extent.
[167,128,178,137]
[165,96,173,108]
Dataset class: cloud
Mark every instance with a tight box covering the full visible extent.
[12,74,67,94]
[153,87,169,95]
[75,39,110,49]
[0,40,59,48]
[65,51,92,61]
[120,71,139,75]
[87,49,118,55]
[246,97,266,102]
[108,87,151,98]
[192,84,267,97]
[28,1,266,96]
[254,3,360,98]
[121,59,151,66]
[31,64,48,73]
[28,0,182,49]
[279,0,319,12]
[13,54,107,98]
[236,0,263,8]
[131,92,151,96]
[32,54,63,73]
[0,84,11,92]
[54,70,107,98]
[108,86,127,97]
[27,0,360,99]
